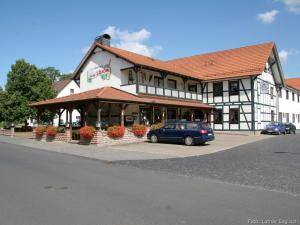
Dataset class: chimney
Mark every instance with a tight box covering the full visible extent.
[95,33,111,46]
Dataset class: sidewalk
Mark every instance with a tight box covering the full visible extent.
[0,136,171,161]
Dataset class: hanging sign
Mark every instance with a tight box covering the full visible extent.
[260,81,269,94]
[87,59,111,82]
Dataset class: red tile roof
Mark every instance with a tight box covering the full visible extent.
[52,80,71,93]
[96,42,275,80]
[31,87,213,109]
[285,77,300,91]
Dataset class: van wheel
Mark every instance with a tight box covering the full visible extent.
[184,136,194,146]
[150,134,158,143]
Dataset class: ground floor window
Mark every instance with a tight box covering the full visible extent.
[229,108,239,124]
[214,109,223,124]
[286,113,290,122]
[292,113,295,123]
[271,110,275,122]
[279,112,282,122]
[167,109,177,122]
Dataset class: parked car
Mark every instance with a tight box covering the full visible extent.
[284,123,296,134]
[147,122,215,146]
[261,122,286,135]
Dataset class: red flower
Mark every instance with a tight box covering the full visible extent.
[80,126,96,139]
[107,125,125,138]
[35,126,45,136]
[132,124,147,137]
[46,126,57,137]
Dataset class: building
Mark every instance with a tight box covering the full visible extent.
[52,79,80,126]
[31,34,288,133]
[278,78,300,129]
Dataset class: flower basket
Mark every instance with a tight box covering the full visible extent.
[132,124,148,137]
[107,125,125,138]
[80,126,96,139]
[35,126,45,137]
[150,123,164,130]
[46,126,57,137]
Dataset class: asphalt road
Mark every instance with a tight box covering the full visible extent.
[0,141,299,225]
[116,133,300,195]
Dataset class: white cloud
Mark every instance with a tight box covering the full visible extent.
[101,26,162,57]
[279,49,299,62]
[279,0,300,14]
[81,46,90,54]
[257,10,279,24]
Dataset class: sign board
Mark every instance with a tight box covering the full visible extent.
[87,59,111,82]
[260,81,269,94]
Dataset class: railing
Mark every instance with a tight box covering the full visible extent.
[138,84,202,101]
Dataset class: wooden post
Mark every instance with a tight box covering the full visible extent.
[152,105,155,124]
[119,104,127,126]
[161,107,166,124]
[95,102,104,130]
[191,110,195,121]
[69,108,73,142]
[65,109,69,125]
[108,103,112,124]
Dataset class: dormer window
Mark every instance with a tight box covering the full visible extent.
[70,89,74,95]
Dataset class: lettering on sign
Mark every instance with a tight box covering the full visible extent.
[87,59,111,82]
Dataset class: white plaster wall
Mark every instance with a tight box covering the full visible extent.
[279,87,300,129]
[79,48,133,92]
[54,80,80,126]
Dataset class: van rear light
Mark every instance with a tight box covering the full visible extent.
[200,129,208,134]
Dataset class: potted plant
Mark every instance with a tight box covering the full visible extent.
[150,123,164,130]
[46,126,57,138]
[80,125,96,139]
[35,126,46,139]
[132,124,148,137]
[107,125,125,138]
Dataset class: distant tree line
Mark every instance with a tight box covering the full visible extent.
[0,59,73,127]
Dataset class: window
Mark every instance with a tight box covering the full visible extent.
[164,123,176,129]
[298,114,300,123]
[286,113,290,123]
[292,92,295,101]
[229,81,239,95]
[167,79,177,89]
[293,114,295,123]
[188,84,197,93]
[286,90,289,100]
[128,70,134,84]
[271,110,275,122]
[70,88,74,95]
[278,88,282,98]
[154,77,163,88]
[270,87,274,99]
[214,109,223,124]
[229,108,239,124]
[279,112,282,122]
[213,82,223,97]
[298,94,300,103]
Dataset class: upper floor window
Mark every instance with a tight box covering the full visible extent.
[229,80,239,96]
[188,84,197,93]
[154,77,163,88]
[213,82,223,97]
[292,92,295,101]
[270,87,274,99]
[298,94,300,103]
[229,108,239,124]
[70,89,74,95]
[128,70,135,84]
[278,88,282,98]
[271,110,275,122]
[286,90,289,100]
[214,109,223,124]
[167,79,177,90]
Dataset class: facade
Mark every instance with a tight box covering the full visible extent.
[52,80,81,126]
[32,34,292,134]
[278,78,300,129]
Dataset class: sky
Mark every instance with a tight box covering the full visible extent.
[0,0,300,87]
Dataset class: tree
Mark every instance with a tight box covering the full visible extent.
[4,59,56,124]
[59,73,73,81]
[42,67,61,83]
[0,87,5,122]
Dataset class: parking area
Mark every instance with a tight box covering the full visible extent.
[109,133,274,158]
[115,133,300,195]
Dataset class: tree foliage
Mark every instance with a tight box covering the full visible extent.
[3,59,56,124]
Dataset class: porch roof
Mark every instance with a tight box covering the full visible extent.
[30,87,213,109]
